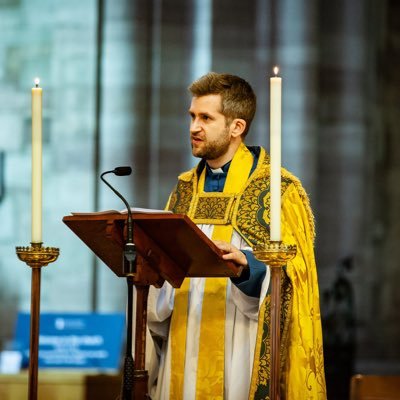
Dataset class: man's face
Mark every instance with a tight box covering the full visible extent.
[188,94,232,162]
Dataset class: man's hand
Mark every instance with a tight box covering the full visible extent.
[213,240,248,267]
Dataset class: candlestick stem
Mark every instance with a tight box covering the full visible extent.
[253,241,296,400]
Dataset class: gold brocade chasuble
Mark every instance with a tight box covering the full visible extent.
[167,145,327,400]
[169,143,254,399]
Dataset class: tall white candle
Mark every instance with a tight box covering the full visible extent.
[270,67,282,241]
[31,78,42,243]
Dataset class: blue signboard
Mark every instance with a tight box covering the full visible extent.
[13,312,125,370]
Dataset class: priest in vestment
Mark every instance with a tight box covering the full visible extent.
[145,72,327,399]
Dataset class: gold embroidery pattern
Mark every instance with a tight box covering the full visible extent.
[282,171,316,242]
[190,194,235,224]
[168,180,193,214]
[313,340,327,398]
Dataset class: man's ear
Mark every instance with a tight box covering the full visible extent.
[230,118,247,138]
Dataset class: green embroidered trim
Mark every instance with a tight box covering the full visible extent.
[168,179,193,214]
[233,156,293,247]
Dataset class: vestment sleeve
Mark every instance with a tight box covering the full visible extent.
[147,282,175,339]
[230,250,266,297]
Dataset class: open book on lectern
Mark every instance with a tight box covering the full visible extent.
[63,210,243,288]
[70,207,172,216]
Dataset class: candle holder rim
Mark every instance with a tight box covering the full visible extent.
[16,244,60,268]
[253,241,297,252]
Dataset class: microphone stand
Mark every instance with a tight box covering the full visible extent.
[100,168,137,400]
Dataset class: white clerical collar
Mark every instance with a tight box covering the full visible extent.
[206,160,232,175]
[210,167,224,174]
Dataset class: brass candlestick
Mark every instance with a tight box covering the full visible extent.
[16,242,59,400]
[253,241,296,400]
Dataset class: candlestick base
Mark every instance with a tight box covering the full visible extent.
[16,242,59,268]
[253,240,297,267]
[15,242,59,400]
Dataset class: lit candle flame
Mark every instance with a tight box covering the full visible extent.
[34,78,40,87]
[273,66,279,76]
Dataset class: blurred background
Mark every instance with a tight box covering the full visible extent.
[0,0,399,398]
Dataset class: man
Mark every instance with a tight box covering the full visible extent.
[146,72,326,399]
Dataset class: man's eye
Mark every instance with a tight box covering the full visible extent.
[202,115,210,121]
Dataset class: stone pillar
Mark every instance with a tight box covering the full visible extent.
[277,0,319,196]
[97,0,153,310]
[316,0,368,281]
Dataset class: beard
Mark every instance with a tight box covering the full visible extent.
[191,127,231,161]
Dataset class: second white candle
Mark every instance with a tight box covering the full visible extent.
[270,68,281,241]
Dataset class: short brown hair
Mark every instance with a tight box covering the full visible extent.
[188,72,256,137]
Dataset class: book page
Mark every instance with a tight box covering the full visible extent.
[71,207,171,216]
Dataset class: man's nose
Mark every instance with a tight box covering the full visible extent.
[190,118,201,133]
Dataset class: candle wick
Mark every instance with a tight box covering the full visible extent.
[35,83,39,88]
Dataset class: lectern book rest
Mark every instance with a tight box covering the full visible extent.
[62,211,243,288]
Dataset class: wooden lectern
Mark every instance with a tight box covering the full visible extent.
[63,211,242,399]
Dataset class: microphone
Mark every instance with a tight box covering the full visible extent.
[100,166,136,275]
[113,166,132,176]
